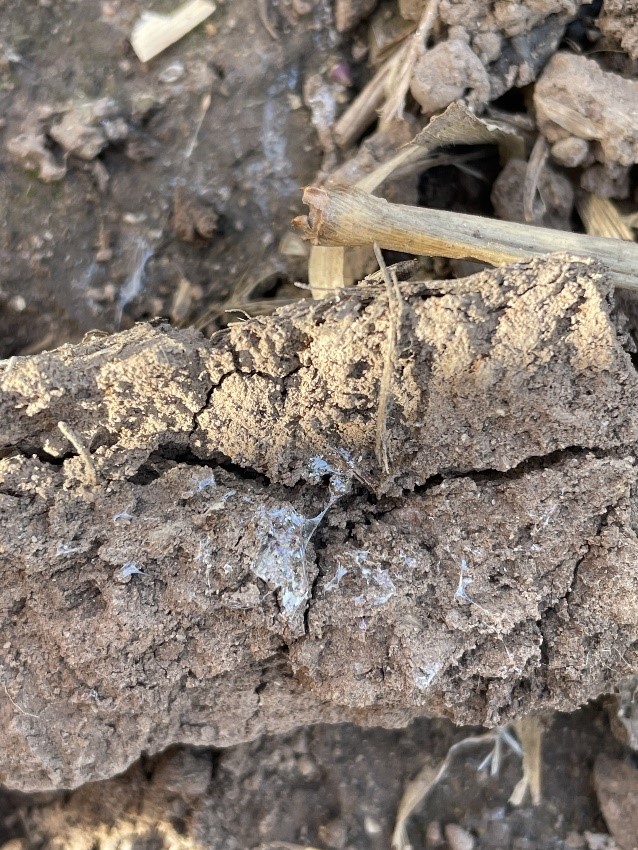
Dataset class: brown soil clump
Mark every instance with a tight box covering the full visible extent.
[2,255,638,792]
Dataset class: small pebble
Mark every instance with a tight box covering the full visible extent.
[95,247,113,263]
[296,754,316,777]
[551,137,590,168]
[158,61,185,84]
[364,815,382,836]
[122,212,147,225]
[444,823,475,850]
[8,295,26,312]
[425,820,444,847]
[319,818,347,849]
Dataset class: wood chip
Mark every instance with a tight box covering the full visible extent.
[131,0,216,63]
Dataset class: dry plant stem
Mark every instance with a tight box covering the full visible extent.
[379,0,439,127]
[355,144,426,193]
[333,44,408,149]
[192,264,299,328]
[130,0,216,62]
[373,244,403,473]
[510,716,543,806]
[314,101,523,298]
[3,684,40,719]
[359,101,526,194]
[577,193,635,241]
[257,0,279,40]
[294,185,638,291]
[308,151,456,298]
[391,731,502,850]
[57,420,98,486]
[184,93,212,159]
[308,246,349,297]
[486,107,537,134]
[309,150,464,298]
[523,135,549,223]
[308,243,375,298]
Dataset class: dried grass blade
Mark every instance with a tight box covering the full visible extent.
[379,0,440,127]
[373,244,403,473]
[577,193,635,241]
[391,732,497,850]
[509,716,543,806]
[334,48,405,150]
[523,135,549,223]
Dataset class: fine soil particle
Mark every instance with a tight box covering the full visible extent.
[172,185,219,243]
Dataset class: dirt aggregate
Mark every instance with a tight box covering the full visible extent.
[592,754,638,850]
[535,52,638,179]
[1,255,638,794]
[335,0,379,31]
[438,0,578,97]
[410,40,491,116]
[3,256,638,491]
[599,0,638,61]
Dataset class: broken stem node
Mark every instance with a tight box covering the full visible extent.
[293,186,638,292]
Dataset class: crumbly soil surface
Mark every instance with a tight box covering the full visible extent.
[2,254,638,846]
[2,1,638,849]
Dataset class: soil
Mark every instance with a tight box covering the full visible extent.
[0,0,332,357]
[1,1,638,849]
[0,707,629,850]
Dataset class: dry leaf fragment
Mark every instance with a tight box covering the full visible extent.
[413,101,525,162]
[294,184,638,291]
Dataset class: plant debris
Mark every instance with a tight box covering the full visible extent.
[172,184,219,242]
[130,0,216,63]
